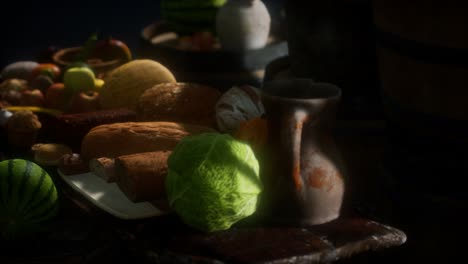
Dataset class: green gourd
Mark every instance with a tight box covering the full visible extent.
[0,159,59,239]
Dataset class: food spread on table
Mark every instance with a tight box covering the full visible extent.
[0,11,270,237]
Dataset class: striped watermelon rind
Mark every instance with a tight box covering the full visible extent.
[161,0,226,10]
[162,8,220,23]
[0,159,59,239]
[167,21,217,35]
[161,0,227,34]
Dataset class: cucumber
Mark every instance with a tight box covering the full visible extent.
[0,159,59,239]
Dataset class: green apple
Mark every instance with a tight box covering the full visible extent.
[63,66,96,94]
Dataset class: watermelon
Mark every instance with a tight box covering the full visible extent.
[0,159,59,239]
[161,0,227,34]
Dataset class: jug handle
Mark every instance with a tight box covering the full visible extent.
[291,109,308,192]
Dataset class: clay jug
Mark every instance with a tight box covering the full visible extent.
[260,79,345,225]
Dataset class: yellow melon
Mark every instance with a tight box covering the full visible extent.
[99,59,176,109]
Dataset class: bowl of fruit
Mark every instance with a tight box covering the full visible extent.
[139,0,287,91]
[53,35,132,76]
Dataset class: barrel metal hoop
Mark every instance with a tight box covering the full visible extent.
[374,25,468,67]
[382,94,468,143]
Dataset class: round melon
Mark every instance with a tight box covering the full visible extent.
[0,159,59,238]
[99,59,176,110]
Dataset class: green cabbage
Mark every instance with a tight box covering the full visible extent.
[166,133,262,232]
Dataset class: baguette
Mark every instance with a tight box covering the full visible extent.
[81,121,216,161]
[115,151,171,203]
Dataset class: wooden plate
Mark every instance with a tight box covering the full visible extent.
[57,170,167,220]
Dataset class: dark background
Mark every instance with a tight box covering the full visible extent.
[0,0,284,67]
[1,1,466,262]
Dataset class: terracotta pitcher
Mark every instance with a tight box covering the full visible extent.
[260,79,345,225]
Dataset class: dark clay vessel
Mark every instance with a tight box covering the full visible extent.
[261,79,345,225]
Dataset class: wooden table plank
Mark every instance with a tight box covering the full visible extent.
[163,218,406,264]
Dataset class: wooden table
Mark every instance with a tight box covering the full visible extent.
[0,119,406,263]
[0,166,406,264]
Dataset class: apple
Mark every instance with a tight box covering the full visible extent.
[45,83,67,110]
[30,75,54,93]
[69,91,100,113]
[20,89,44,107]
[64,66,96,94]
[92,38,132,62]
[29,63,61,82]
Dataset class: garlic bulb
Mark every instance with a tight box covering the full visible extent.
[216,85,264,133]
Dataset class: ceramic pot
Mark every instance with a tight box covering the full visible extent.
[260,79,345,226]
[140,21,287,91]
[216,0,271,51]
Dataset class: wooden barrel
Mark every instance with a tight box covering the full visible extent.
[284,0,379,101]
[283,0,383,120]
[374,1,468,199]
[374,0,468,141]
[138,22,288,91]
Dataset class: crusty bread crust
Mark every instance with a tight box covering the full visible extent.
[115,151,172,202]
[137,82,221,128]
[81,121,215,161]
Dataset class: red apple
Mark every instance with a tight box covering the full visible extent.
[45,83,67,110]
[20,89,44,107]
[29,63,61,82]
[69,91,100,113]
[92,38,132,62]
[30,75,54,92]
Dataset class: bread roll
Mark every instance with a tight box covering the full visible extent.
[115,151,171,202]
[32,143,72,166]
[137,82,221,128]
[81,121,216,161]
[89,157,116,182]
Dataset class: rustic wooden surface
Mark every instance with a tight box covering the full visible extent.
[0,166,406,264]
[162,218,406,264]
[0,120,409,264]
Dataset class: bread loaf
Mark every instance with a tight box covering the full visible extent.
[81,121,215,161]
[89,157,116,182]
[115,151,171,202]
[137,82,221,128]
